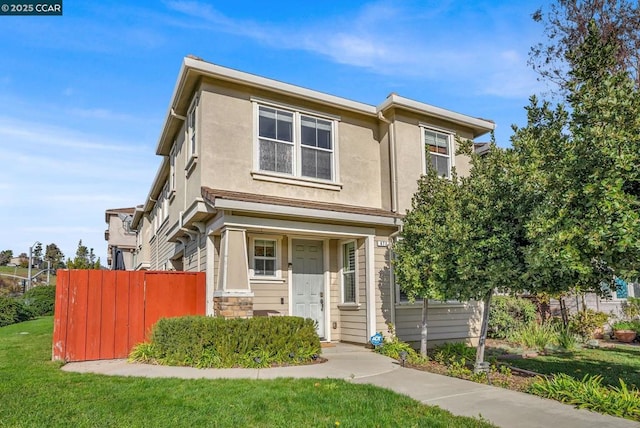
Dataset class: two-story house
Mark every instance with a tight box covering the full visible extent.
[131,56,495,347]
[105,207,137,270]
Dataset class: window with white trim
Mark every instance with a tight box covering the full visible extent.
[256,104,335,181]
[342,241,357,304]
[186,96,199,166]
[252,238,278,277]
[169,143,176,194]
[424,128,452,178]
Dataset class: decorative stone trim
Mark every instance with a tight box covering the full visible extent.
[213,295,254,319]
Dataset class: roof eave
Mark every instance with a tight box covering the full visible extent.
[378,94,496,138]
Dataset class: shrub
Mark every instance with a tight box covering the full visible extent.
[508,322,557,352]
[0,296,34,327]
[622,297,640,320]
[568,309,609,341]
[375,324,427,365]
[21,285,56,316]
[488,296,537,339]
[530,374,640,421]
[612,320,640,333]
[130,315,321,368]
[556,326,578,351]
[432,342,476,365]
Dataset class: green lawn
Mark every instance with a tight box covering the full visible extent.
[505,345,640,389]
[0,317,494,427]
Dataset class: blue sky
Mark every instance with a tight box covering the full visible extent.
[0,0,553,263]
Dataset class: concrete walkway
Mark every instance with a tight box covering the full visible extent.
[63,343,638,428]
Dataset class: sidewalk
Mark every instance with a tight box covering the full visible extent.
[62,343,638,428]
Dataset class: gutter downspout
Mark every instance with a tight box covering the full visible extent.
[378,111,398,213]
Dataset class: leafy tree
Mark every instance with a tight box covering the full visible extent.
[520,21,640,294]
[67,239,93,269]
[44,243,65,269]
[0,250,13,266]
[530,0,640,92]
[393,167,463,355]
[18,253,28,269]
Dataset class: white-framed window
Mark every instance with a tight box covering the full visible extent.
[186,95,199,169]
[249,236,281,279]
[341,241,357,304]
[169,143,177,195]
[256,103,336,182]
[423,128,453,178]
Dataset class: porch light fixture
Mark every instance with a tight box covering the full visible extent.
[399,351,408,367]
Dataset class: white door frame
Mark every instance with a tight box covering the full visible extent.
[288,236,331,342]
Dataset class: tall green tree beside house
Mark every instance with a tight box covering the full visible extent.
[520,21,640,293]
[393,167,464,355]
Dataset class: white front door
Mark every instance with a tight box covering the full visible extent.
[292,239,325,339]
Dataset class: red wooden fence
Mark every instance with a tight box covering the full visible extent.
[52,270,205,362]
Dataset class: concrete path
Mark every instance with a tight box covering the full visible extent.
[63,344,638,428]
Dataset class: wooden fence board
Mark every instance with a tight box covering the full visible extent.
[52,270,205,362]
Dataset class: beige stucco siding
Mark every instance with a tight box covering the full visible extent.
[197,81,384,210]
[390,111,475,214]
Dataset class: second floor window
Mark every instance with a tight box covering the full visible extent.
[257,104,335,181]
[424,129,451,178]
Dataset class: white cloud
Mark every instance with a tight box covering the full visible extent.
[0,117,145,152]
[164,1,541,99]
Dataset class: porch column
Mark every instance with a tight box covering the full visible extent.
[213,227,254,319]
[366,235,376,340]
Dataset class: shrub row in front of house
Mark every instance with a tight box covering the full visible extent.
[0,285,56,327]
[129,315,321,368]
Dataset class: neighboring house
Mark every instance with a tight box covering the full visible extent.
[131,56,495,346]
[105,207,137,270]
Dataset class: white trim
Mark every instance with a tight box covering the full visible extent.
[287,236,293,316]
[339,239,358,305]
[366,235,376,339]
[248,234,282,279]
[250,171,343,191]
[421,125,455,178]
[323,238,331,342]
[211,198,399,227]
[215,214,377,237]
[205,233,214,315]
[250,96,342,121]
[253,101,338,183]
[378,93,495,136]
[187,94,199,163]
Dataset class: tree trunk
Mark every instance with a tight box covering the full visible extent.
[474,290,493,374]
[420,297,428,356]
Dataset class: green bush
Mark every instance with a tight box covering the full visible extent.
[0,296,34,327]
[432,342,476,365]
[508,322,557,352]
[375,324,427,365]
[612,320,640,333]
[530,374,640,421]
[488,296,537,339]
[21,285,56,316]
[568,309,609,341]
[622,297,640,320]
[130,315,321,368]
